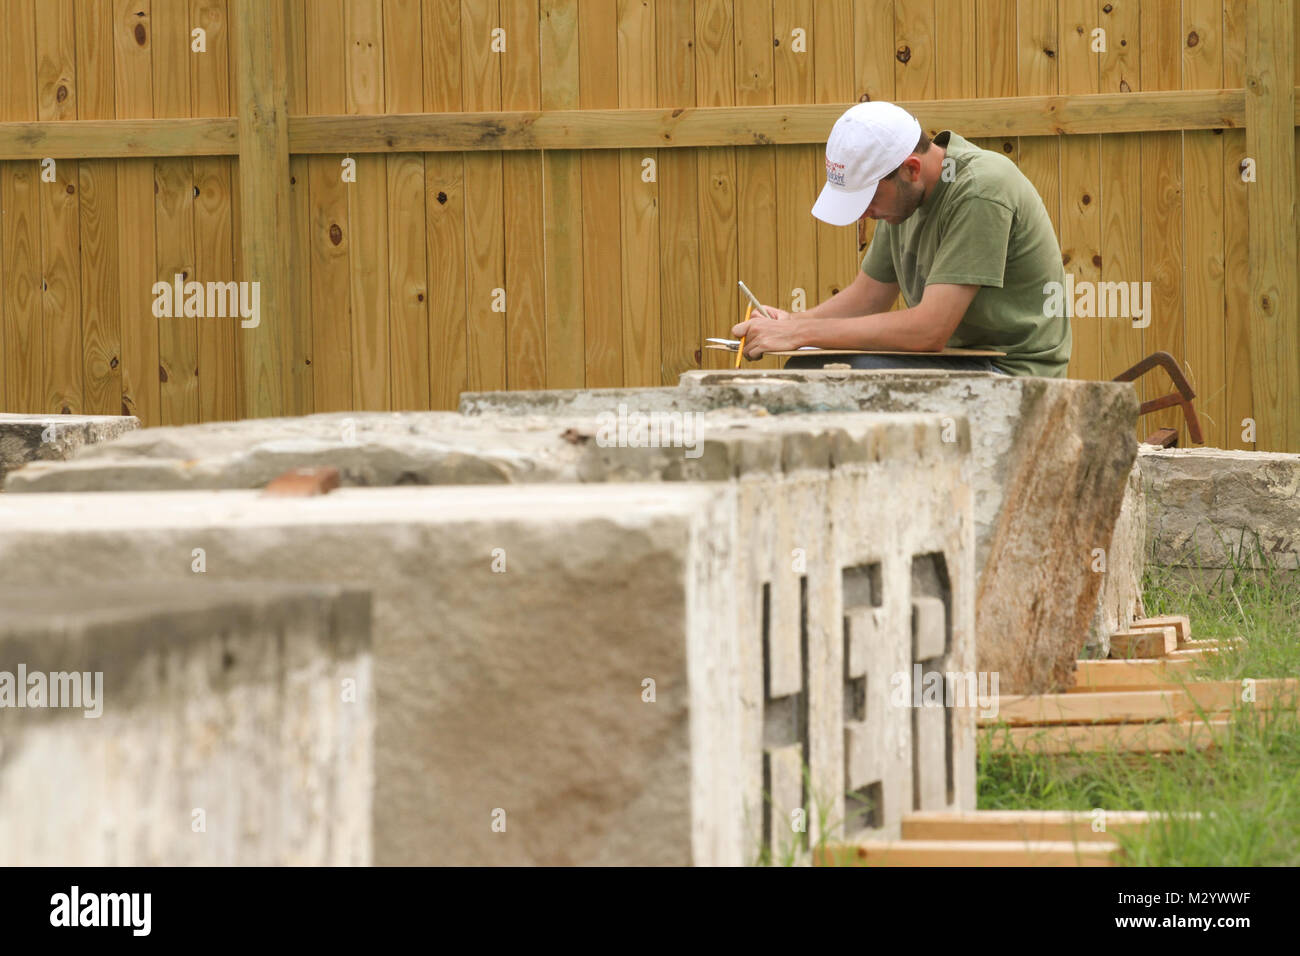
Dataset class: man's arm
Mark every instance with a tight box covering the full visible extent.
[801,269,901,319]
[733,282,980,356]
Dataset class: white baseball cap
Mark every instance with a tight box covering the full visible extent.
[811,102,924,226]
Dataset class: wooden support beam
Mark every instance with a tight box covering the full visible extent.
[233,0,292,418]
[287,90,1246,154]
[816,838,1119,867]
[900,810,1172,843]
[0,88,1260,160]
[1246,0,1300,451]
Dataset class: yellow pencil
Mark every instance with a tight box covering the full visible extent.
[737,303,752,368]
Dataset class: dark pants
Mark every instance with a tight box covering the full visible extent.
[782,353,1007,374]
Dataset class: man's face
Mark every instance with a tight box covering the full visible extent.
[860,160,925,225]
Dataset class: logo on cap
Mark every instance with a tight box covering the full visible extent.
[826,158,846,187]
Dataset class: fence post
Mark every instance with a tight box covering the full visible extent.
[1245,0,1299,451]
[233,0,293,418]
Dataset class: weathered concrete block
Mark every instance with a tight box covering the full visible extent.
[460,370,1138,692]
[1088,460,1147,657]
[0,413,139,483]
[0,410,978,858]
[0,583,371,865]
[1140,447,1300,575]
[0,485,747,865]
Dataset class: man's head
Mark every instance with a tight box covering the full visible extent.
[811,102,931,227]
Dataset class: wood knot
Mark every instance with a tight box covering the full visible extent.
[895,45,912,64]
[329,223,343,245]
[1187,31,1199,48]
[134,23,147,45]
[1119,79,1132,92]
[110,356,119,369]
[56,85,68,103]
[1102,3,1113,12]
[159,365,168,383]
[1081,193,1091,205]
[65,184,75,195]
[436,191,447,204]
[1092,254,1102,268]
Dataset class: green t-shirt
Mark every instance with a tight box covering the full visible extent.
[861,131,1070,377]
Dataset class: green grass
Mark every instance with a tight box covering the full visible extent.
[979,546,1300,865]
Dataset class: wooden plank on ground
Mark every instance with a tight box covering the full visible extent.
[984,679,1298,727]
[191,0,239,423]
[1109,626,1178,659]
[540,0,584,388]
[1246,0,1300,452]
[580,0,624,384]
[114,0,160,426]
[344,0,389,409]
[37,0,84,416]
[900,810,1166,843]
[306,0,353,413]
[617,0,660,385]
[384,0,429,409]
[987,718,1231,754]
[1072,657,1198,691]
[816,838,1118,867]
[656,0,698,384]
[423,0,467,408]
[1129,614,1192,645]
[234,0,292,418]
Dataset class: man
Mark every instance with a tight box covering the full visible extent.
[732,101,1070,377]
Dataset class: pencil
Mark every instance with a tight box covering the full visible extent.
[737,303,752,368]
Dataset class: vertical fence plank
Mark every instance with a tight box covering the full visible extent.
[1246,0,1299,451]
[307,0,353,413]
[2,0,43,414]
[1098,0,1144,387]
[424,0,467,407]
[284,0,312,415]
[853,0,896,306]
[37,0,84,415]
[656,0,697,383]
[694,0,735,370]
[1058,0,1101,382]
[578,0,624,383]
[114,0,160,425]
[894,0,935,100]
[1140,0,1186,434]
[618,0,661,384]
[462,0,506,392]
[774,0,818,328]
[1223,0,1253,448]
[154,0,199,425]
[502,0,545,391]
[1182,0,1226,448]
[974,0,1019,164]
[813,0,855,314]
[345,0,390,409]
[384,0,430,408]
[190,0,239,422]
[1017,0,1061,236]
[735,0,779,369]
[76,0,122,416]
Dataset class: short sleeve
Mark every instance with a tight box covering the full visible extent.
[860,226,896,283]
[926,197,1013,288]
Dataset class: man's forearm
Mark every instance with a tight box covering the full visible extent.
[794,308,946,352]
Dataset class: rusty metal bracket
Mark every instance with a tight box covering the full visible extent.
[1111,351,1204,446]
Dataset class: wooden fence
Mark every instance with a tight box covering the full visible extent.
[1,0,1297,452]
